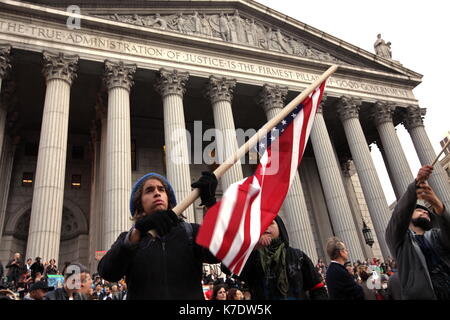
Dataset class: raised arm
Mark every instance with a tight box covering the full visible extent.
[385,166,433,255]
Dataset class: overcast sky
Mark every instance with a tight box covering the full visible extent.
[256,0,450,204]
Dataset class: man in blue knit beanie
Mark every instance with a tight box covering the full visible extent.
[98,171,219,300]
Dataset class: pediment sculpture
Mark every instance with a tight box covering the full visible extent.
[96,10,345,64]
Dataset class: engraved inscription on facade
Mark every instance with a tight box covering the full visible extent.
[0,18,413,100]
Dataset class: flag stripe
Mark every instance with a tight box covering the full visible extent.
[216,177,254,260]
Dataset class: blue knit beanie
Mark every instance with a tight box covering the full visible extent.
[129,173,177,217]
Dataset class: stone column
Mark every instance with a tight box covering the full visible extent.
[0,45,11,160]
[372,102,414,198]
[88,120,100,272]
[337,96,391,260]
[258,84,318,261]
[103,60,136,249]
[0,135,18,242]
[310,98,365,261]
[155,69,194,222]
[206,76,243,191]
[96,100,107,253]
[26,51,78,261]
[403,106,450,208]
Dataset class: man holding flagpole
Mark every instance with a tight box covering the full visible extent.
[386,165,450,300]
[98,172,220,300]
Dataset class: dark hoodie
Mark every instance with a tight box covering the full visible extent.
[234,216,328,300]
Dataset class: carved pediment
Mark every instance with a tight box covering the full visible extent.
[94,10,347,65]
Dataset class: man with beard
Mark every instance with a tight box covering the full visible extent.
[386,165,450,300]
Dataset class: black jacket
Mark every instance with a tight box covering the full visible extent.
[234,216,328,300]
[5,259,23,280]
[44,288,87,300]
[30,262,44,278]
[385,181,450,299]
[325,262,364,300]
[98,222,219,300]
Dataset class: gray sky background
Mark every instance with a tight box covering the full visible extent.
[256,0,450,204]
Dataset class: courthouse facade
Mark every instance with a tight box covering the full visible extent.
[0,0,449,272]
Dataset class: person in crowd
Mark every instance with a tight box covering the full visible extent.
[211,284,228,300]
[231,216,328,300]
[225,274,240,289]
[344,262,359,283]
[227,287,244,300]
[0,285,17,300]
[386,165,450,300]
[102,285,113,300]
[242,288,252,300]
[119,279,128,300]
[5,253,23,289]
[98,172,220,299]
[24,258,32,273]
[111,283,122,300]
[92,283,104,300]
[358,267,376,300]
[325,237,364,300]
[30,257,44,281]
[375,274,390,300]
[45,259,58,276]
[16,269,32,299]
[204,281,214,300]
[45,262,91,300]
[23,281,54,300]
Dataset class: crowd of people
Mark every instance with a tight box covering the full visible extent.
[0,253,397,301]
[0,165,448,300]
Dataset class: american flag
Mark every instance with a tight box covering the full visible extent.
[196,81,327,276]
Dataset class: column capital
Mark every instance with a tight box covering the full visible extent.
[42,51,79,85]
[104,60,136,92]
[402,106,426,132]
[258,84,288,114]
[371,101,395,126]
[207,76,236,104]
[336,95,362,121]
[0,44,12,79]
[155,68,189,98]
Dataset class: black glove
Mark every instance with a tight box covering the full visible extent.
[191,171,218,207]
[134,210,179,237]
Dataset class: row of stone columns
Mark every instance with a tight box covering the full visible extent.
[14,51,248,260]
[311,98,365,261]
[1,46,448,263]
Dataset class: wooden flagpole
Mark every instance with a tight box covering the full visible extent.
[431,137,450,166]
[172,64,338,216]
